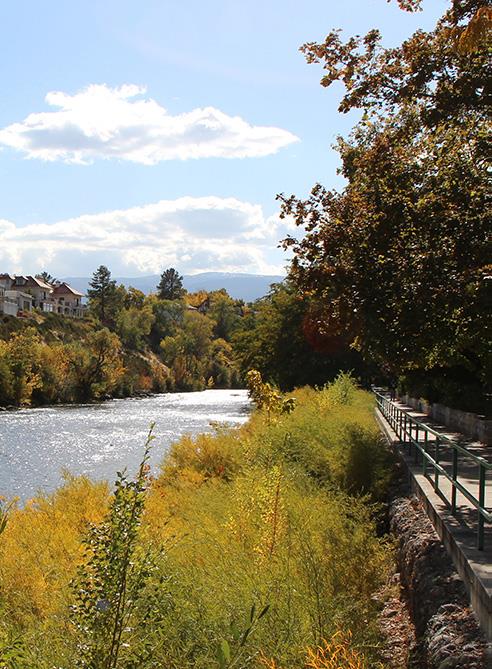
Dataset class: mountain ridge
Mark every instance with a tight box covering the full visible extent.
[62,271,284,302]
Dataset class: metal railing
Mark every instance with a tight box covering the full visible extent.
[374,389,492,550]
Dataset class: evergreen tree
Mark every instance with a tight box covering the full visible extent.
[37,272,57,285]
[156,268,185,300]
[87,265,117,324]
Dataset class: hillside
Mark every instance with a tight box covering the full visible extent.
[0,312,170,407]
[0,284,244,407]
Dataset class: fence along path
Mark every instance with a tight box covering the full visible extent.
[374,389,492,639]
[374,389,492,550]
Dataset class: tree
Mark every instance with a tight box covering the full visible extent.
[0,328,42,405]
[156,268,185,301]
[232,282,368,391]
[124,286,146,310]
[207,338,239,388]
[116,304,155,351]
[208,290,242,341]
[279,0,489,409]
[146,295,185,352]
[68,329,125,400]
[37,272,57,285]
[87,266,118,325]
[160,311,214,390]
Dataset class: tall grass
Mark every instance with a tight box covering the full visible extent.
[0,376,393,668]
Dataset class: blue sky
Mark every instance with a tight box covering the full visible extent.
[0,0,446,278]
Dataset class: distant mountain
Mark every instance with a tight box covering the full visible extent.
[63,272,284,303]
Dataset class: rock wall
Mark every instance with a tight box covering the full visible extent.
[401,394,492,445]
[390,495,489,668]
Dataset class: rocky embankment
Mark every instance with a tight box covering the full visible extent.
[389,492,488,668]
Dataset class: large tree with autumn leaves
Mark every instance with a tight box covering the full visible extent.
[280,1,490,409]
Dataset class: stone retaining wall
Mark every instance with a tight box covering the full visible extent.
[390,494,489,668]
[402,395,492,445]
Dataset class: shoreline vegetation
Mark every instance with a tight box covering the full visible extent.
[0,269,370,411]
[0,374,394,668]
[0,277,246,408]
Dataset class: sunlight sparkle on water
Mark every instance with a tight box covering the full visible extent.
[0,389,250,502]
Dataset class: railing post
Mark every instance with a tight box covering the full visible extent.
[434,438,440,492]
[423,430,428,476]
[478,464,485,551]
[451,448,458,514]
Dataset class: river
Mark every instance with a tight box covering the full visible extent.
[0,389,251,502]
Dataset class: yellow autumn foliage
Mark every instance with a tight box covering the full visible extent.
[0,379,393,666]
[0,476,108,624]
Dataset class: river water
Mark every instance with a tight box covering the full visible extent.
[0,389,250,502]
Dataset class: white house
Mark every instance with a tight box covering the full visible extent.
[0,286,33,316]
[0,286,18,316]
[0,273,85,318]
[51,282,85,318]
[11,275,54,312]
[0,274,15,291]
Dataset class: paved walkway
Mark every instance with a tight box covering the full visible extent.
[375,398,492,640]
[391,399,491,541]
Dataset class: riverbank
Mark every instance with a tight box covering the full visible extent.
[0,316,171,407]
[0,376,395,667]
[0,299,243,409]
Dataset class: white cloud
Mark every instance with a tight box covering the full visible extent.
[0,197,294,276]
[0,84,299,164]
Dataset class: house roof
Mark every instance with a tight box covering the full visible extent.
[26,275,53,290]
[52,282,84,297]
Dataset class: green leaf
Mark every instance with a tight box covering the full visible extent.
[221,639,231,663]
[216,639,231,669]
[258,604,270,620]
[230,621,241,641]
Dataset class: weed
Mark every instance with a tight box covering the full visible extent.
[69,425,157,669]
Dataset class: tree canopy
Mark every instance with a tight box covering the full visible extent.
[157,268,186,300]
[280,0,490,409]
[233,282,370,391]
[37,272,57,285]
